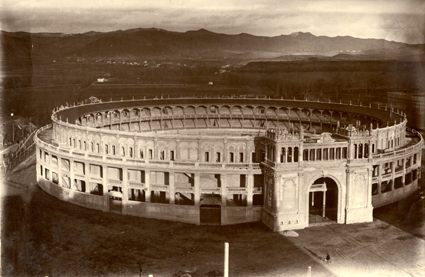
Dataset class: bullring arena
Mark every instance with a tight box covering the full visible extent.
[35,96,423,232]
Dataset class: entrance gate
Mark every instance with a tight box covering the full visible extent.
[200,194,222,225]
[309,178,339,224]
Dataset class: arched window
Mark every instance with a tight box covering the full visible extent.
[294,147,299,162]
[281,148,286,163]
[288,147,292,162]
[364,144,369,158]
[359,144,363,159]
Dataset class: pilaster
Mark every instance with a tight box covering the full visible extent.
[194,172,200,206]
[247,174,253,207]
[169,171,175,204]
[221,174,227,206]
[145,169,151,202]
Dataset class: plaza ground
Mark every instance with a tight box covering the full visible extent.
[1,155,424,276]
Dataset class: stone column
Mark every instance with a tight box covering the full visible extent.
[274,145,278,164]
[378,163,382,194]
[402,158,406,186]
[153,138,157,160]
[223,139,228,162]
[197,139,201,162]
[221,174,227,206]
[102,165,108,210]
[57,155,62,186]
[194,172,200,206]
[48,152,52,182]
[245,140,250,164]
[70,158,75,191]
[299,143,303,165]
[391,161,395,191]
[122,167,129,203]
[273,174,280,212]
[169,171,175,204]
[84,162,90,193]
[247,173,254,207]
[145,169,151,202]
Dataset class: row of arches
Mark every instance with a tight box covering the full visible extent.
[76,105,377,129]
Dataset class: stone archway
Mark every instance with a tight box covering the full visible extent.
[308,177,339,224]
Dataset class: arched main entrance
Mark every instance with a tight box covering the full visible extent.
[308,177,338,224]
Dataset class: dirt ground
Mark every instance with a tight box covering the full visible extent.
[1,155,424,277]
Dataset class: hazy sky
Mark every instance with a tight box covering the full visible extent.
[1,0,424,43]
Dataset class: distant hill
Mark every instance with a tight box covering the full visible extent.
[2,28,424,62]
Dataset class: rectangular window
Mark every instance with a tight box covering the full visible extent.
[205,152,209,162]
[52,172,59,184]
[303,149,308,161]
[336,148,341,159]
[230,152,234,163]
[316,149,321,161]
[329,148,335,160]
[40,165,43,176]
[251,152,255,163]
[170,150,175,161]
[239,152,244,163]
[149,149,153,159]
[310,149,315,161]
[45,168,50,180]
[140,150,144,159]
[51,155,58,166]
[342,147,348,159]
[160,151,165,160]
[323,148,328,160]
[216,152,221,162]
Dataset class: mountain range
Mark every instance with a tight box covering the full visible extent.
[2,28,424,63]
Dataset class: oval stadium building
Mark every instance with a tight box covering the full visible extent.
[35,96,423,232]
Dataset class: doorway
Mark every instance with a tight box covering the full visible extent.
[309,177,338,224]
